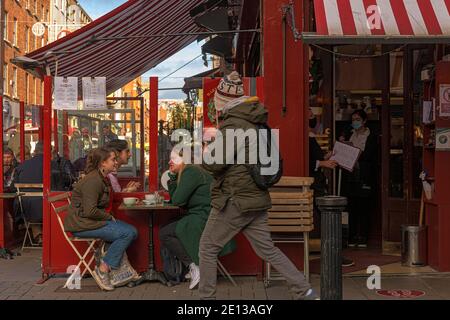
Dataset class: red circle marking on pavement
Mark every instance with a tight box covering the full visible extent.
[376,290,425,298]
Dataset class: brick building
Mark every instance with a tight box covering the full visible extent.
[2,0,51,106]
[49,0,91,42]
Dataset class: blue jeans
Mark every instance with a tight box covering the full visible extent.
[73,220,138,269]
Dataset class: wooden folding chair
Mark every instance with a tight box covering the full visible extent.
[265,176,314,287]
[48,192,102,289]
[15,183,44,250]
[217,260,237,287]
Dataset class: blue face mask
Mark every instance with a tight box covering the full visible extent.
[352,120,362,130]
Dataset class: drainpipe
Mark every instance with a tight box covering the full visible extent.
[0,0,4,96]
[282,9,287,117]
[0,0,4,196]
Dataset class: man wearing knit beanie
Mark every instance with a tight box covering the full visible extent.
[200,72,318,300]
[213,71,245,113]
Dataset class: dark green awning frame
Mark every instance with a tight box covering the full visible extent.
[301,32,450,45]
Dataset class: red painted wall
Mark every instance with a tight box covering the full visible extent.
[426,61,450,271]
[263,0,308,177]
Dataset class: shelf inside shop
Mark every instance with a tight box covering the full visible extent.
[390,149,404,155]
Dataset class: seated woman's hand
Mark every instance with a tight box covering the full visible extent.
[168,171,178,181]
[123,181,139,193]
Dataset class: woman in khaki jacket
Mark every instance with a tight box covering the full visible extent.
[64,147,138,291]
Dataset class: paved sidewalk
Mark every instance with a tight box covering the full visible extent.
[1,250,450,300]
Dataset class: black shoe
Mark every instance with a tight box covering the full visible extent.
[356,237,368,248]
[342,257,355,267]
[348,242,357,248]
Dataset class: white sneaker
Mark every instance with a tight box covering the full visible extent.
[188,263,200,290]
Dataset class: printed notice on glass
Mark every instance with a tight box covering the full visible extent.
[439,84,450,117]
[330,141,362,172]
[82,77,106,109]
[54,77,78,110]
[436,128,450,151]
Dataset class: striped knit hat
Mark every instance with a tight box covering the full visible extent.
[214,71,244,111]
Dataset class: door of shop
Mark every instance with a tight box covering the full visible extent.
[381,46,433,254]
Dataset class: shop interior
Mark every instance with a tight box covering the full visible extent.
[308,43,438,274]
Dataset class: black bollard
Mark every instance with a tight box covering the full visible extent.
[317,196,347,300]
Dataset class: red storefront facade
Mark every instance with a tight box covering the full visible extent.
[2,0,450,279]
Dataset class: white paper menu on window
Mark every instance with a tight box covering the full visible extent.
[440,84,450,117]
[330,141,362,172]
[82,77,106,109]
[54,77,78,110]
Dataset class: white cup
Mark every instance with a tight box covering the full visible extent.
[123,197,138,206]
[145,194,156,204]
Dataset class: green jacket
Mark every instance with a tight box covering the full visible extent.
[168,165,236,265]
[202,97,272,214]
[64,170,112,233]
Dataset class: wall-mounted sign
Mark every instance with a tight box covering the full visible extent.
[436,128,450,151]
[82,77,106,109]
[32,22,46,37]
[439,84,450,117]
[54,77,78,110]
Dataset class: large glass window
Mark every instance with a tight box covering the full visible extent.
[52,106,145,192]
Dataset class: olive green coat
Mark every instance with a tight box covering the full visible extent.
[202,97,272,214]
[169,165,236,265]
[64,170,113,233]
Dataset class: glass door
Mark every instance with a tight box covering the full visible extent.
[381,46,432,253]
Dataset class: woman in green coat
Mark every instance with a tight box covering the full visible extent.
[159,149,235,290]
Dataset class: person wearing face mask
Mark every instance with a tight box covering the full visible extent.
[309,109,354,267]
[339,110,377,248]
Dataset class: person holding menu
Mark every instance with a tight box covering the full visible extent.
[339,110,378,248]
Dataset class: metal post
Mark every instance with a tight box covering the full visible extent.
[317,196,347,300]
[53,109,58,153]
[149,77,158,192]
[281,12,287,116]
[20,101,25,162]
[337,168,342,196]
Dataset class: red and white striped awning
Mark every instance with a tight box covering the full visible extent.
[303,0,450,43]
[14,0,205,94]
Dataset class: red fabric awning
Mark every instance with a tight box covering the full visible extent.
[314,0,450,36]
[303,0,450,44]
[18,0,205,94]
